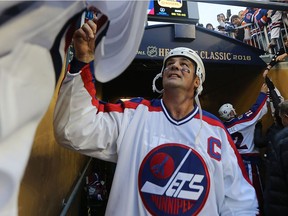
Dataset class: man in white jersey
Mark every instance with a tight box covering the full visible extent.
[54,14,259,215]
[218,84,268,216]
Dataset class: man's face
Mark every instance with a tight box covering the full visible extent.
[162,57,199,95]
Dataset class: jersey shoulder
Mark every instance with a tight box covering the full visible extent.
[202,110,227,130]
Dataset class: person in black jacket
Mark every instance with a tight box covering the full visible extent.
[254,76,284,188]
[254,76,284,154]
[230,14,245,42]
[264,100,288,216]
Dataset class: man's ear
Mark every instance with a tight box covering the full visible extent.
[194,76,200,88]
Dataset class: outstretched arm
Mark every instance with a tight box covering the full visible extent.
[53,16,121,162]
[276,53,288,62]
[263,50,287,77]
[246,83,268,117]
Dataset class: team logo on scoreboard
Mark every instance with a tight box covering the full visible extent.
[138,143,210,215]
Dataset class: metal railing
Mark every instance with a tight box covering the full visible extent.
[60,157,93,216]
[241,12,288,54]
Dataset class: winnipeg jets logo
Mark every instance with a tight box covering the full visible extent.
[138,143,210,216]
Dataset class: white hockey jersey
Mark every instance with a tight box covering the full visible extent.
[223,93,268,156]
[54,63,259,216]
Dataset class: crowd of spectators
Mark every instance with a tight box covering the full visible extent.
[203,7,288,54]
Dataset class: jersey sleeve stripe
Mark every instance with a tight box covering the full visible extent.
[80,67,162,113]
[225,93,267,127]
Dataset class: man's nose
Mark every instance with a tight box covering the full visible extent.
[170,62,181,70]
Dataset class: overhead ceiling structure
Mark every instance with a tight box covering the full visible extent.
[136,24,266,66]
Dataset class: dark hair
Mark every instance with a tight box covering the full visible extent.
[206,23,214,29]
[230,15,240,23]
[217,13,225,18]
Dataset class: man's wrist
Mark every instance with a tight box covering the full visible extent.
[69,57,90,73]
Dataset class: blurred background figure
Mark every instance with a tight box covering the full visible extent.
[230,14,245,41]
[206,23,215,30]
[238,9,245,21]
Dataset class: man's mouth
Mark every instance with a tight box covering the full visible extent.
[168,73,181,78]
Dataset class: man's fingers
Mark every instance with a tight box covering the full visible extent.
[81,21,96,39]
[74,28,86,40]
[87,19,97,34]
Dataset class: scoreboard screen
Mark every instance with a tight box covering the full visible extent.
[147,0,199,24]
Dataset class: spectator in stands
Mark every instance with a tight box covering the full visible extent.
[264,100,288,216]
[242,7,257,26]
[197,23,204,27]
[238,10,245,21]
[216,13,234,35]
[268,10,284,49]
[254,8,270,28]
[216,13,227,33]
[264,35,288,77]
[240,7,257,42]
[205,23,214,30]
[230,14,245,41]
[218,83,269,216]
[241,7,270,28]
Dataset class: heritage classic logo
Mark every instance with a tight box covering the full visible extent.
[138,143,210,216]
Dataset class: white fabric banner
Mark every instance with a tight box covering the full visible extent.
[0,1,148,215]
